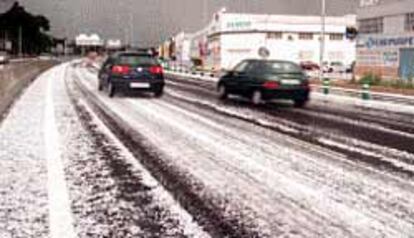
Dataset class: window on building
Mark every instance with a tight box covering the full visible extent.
[358,17,383,34]
[298,33,313,40]
[266,32,282,39]
[329,33,344,41]
[405,12,414,32]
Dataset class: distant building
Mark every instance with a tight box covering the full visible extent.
[167,9,356,72]
[75,33,104,54]
[0,1,15,51]
[106,39,122,50]
[356,0,414,80]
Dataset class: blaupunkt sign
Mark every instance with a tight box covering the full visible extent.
[364,36,414,49]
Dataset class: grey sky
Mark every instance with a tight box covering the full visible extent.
[16,0,358,46]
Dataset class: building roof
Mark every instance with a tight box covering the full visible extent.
[188,12,356,39]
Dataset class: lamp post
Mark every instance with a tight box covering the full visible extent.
[319,0,326,82]
[18,26,22,57]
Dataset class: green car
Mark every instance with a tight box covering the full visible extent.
[217,59,310,107]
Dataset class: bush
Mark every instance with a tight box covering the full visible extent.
[391,79,414,89]
[359,73,382,86]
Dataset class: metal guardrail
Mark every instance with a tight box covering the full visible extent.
[312,84,414,106]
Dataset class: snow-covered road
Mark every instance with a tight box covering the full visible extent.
[1,61,414,237]
[0,63,209,238]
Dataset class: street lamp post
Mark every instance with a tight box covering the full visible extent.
[319,0,326,82]
[18,26,22,57]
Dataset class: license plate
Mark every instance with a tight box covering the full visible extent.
[281,79,300,85]
[130,82,150,88]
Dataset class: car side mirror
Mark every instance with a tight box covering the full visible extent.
[223,70,234,77]
[234,71,247,77]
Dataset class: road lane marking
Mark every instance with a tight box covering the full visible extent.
[44,66,77,238]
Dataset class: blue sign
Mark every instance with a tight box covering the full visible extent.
[365,36,414,49]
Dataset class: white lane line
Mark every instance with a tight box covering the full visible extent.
[44,66,77,238]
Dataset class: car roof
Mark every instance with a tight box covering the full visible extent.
[111,51,152,58]
[243,59,299,64]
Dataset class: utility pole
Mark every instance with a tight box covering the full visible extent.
[18,26,23,57]
[319,0,326,82]
[129,12,134,48]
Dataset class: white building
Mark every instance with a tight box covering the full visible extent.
[356,0,414,80]
[173,9,356,72]
[174,32,193,66]
[106,39,123,50]
[75,34,104,47]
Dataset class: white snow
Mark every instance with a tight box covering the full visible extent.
[74,65,414,237]
[311,92,414,116]
[78,99,211,238]
[44,64,77,238]
[163,88,414,173]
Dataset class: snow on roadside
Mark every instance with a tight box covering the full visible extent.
[44,64,76,238]
[60,63,210,238]
[0,66,55,238]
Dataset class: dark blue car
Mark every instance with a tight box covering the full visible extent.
[217,59,310,107]
[98,52,164,98]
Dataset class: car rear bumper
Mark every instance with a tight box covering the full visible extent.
[110,78,164,91]
[262,88,310,101]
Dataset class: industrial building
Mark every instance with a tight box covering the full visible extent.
[165,9,356,73]
[356,0,414,80]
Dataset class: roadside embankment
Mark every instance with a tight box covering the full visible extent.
[0,60,57,119]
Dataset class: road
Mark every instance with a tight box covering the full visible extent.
[1,61,414,237]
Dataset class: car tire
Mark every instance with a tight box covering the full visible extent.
[251,90,264,105]
[218,84,228,100]
[108,82,116,98]
[294,99,308,108]
[153,88,164,98]
[98,80,103,91]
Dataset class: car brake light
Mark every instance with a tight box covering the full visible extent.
[150,66,163,74]
[112,65,130,74]
[263,81,279,89]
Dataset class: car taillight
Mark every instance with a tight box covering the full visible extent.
[112,65,130,74]
[149,66,163,74]
[263,81,279,89]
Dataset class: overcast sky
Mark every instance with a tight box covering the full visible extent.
[15,0,358,46]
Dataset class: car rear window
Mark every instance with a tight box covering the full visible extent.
[117,55,158,66]
[257,61,302,74]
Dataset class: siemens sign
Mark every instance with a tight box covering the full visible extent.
[363,36,414,49]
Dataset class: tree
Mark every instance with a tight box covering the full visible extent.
[0,2,53,54]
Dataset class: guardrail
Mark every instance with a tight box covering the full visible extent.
[167,66,218,78]
[312,84,414,106]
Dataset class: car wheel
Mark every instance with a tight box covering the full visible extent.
[294,99,308,108]
[98,80,103,91]
[108,82,116,98]
[218,84,228,100]
[153,88,164,98]
[251,90,264,105]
